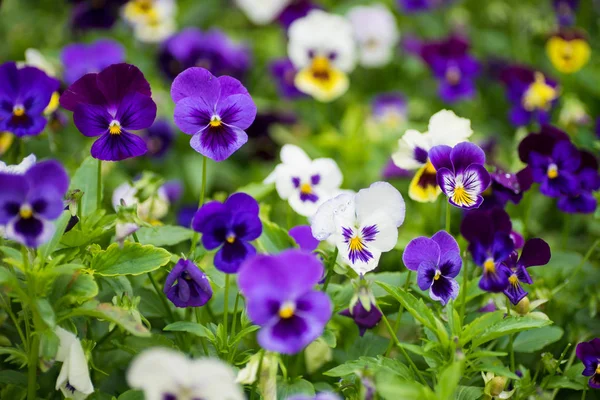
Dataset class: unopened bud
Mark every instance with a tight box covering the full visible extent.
[516,297,530,315]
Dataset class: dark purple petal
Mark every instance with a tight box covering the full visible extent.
[492,232,515,264]
[430,275,459,306]
[163,259,213,308]
[7,215,54,248]
[73,103,112,137]
[224,192,259,216]
[429,145,453,171]
[245,292,282,325]
[116,92,157,131]
[439,251,462,278]
[518,126,570,163]
[0,114,48,138]
[503,277,528,305]
[403,236,441,271]
[173,96,212,135]
[231,212,262,241]
[90,131,148,161]
[289,225,320,251]
[515,265,533,285]
[96,63,152,113]
[416,260,437,290]
[28,189,65,220]
[479,263,511,293]
[192,201,228,233]
[196,209,231,250]
[214,240,256,273]
[171,67,220,104]
[450,142,486,174]
[577,339,600,374]
[217,75,250,98]
[553,141,581,172]
[436,167,454,197]
[216,94,257,130]
[0,174,28,224]
[17,67,57,114]
[431,230,460,256]
[296,290,332,326]
[0,62,19,103]
[258,314,315,354]
[340,300,382,336]
[60,73,106,112]
[518,238,551,269]
[25,160,69,195]
[558,192,597,214]
[190,124,248,162]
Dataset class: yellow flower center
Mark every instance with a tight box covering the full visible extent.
[13,105,25,117]
[310,56,331,81]
[434,270,441,281]
[596,364,600,375]
[210,116,222,128]
[349,236,365,252]
[279,301,295,319]
[522,72,558,111]
[19,204,33,219]
[109,121,121,135]
[547,163,558,179]
[484,258,496,273]
[226,234,236,244]
[451,185,475,207]
[509,274,519,286]
[300,183,312,194]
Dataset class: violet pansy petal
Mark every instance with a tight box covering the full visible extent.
[416,260,437,290]
[171,67,220,104]
[289,225,320,251]
[231,212,262,241]
[0,62,19,103]
[225,192,260,216]
[196,211,231,250]
[59,73,106,112]
[190,124,248,162]
[479,263,511,293]
[518,238,551,268]
[515,265,533,285]
[116,92,157,131]
[257,315,312,354]
[217,75,250,98]
[28,188,65,220]
[435,167,455,197]
[491,232,515,264]
[430,276,459,306]
[296,290,332,327]
[192,201,228,233]
[7,216,55,248]
[217,94,257,130]
[439,250,462,278]
[245,293,282,326]
[504,280,528,305]
[403,236,441,271]
[553,140,581,172]
[163,261,186,293]
[173,97,212,135]
[0,174,28,224]
[450,142,486,174]
[428,145,453,171]
[25,160,69,195]
[214,240,256,273]
[96,63,151,112]
[90,131,148,161]
[73,103,112,137]
[431,230,460,256]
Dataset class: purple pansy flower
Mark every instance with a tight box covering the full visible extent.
[238,249,332,354]
[403,230,462,305]
[502,238,551,305]
[460,208,515,292]
[171,67,257,162]
[278,0,319,29]
[60,63,157,161]
[192,193,262,274]
[557,150,600,214]
[289,225,320,252]
[576,338,600,389]
[529,140,580,198]
[287,393,341,400]
[553,0,579,26]
[69,0,127,31]
[0,62,59,137]
[340,298,382,336]
[429,142,491,209]
[0,160,69,248]
[397,0,451,13]
[419,35,480,103]
[371,92,407,127]
[177,205,197,228]
[61,39,125,85]
[163,259,213,308]
[481,169,532,210]
[270,58,305,99]
[142,118,175,158]
[159,28,251,81]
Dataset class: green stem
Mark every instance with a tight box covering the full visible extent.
[189,156,208,257]
[322,247,338,292]
[569,239,600,282]
[230,292,241,337]
[445,201,451,232]
[385,271,411,356]
[27,335,39,400]
[0,294,26,346]
[223,274,230,337]
[581,388,588,400]
[561,214,570,250]
[97,159,102,210]
[459,260,469,325]
[194,308,209,356]
[23,247,38,400]
[508,333,515,372]
[249,350,266,400]
[550,343,580,400]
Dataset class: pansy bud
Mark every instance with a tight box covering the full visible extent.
[340,287,382,336]
[516,296,530,315]
[487,376,508,397]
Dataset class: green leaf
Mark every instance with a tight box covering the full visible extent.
[376,370,436,400]
[321,329,337,348]
[118,390,144,400]
[237,182,275,201]
[475,363,520,380]
[164,321,215,341]
[69,156,100,217]
[67,274,99,301]
[455,386,485,400]
[0,246,22,266]
[276,377,315,399]
[66,303,150,337]
[436,362,463,400]
[471,316,552,348]
[0,370,27,386]
[91,242,171,276]
[135,225,194,247]
[39,330,59,372]
[256,218,296,254]
[324,356,413,380]
[545,375,586,390]
[461,311,505,346]
[35,299,55,328]
[513,326,563,353]
[39,210,71,259]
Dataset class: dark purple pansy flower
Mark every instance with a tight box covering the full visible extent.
[510,230,525,250]
[429,142,491,209]
[192,193,262,273]
[419,35,479,103]
[69,0,128,30]
[238,249,332,354]
[576,338,600,389]
[143,118,175,158]
[163,258,213,308]
[0,160,69,248]
[289,225,320,252]
[340,297,382,336]
[278,0,319,29]
[60,63,157,161]
[403,230,462,305]
[371,92,407,126]
[529,140,580,198]
[0,62,59,137]
[481,169,531,210]
[382,158,411,180]
[553,0,579,26]
[270,58,305,99]
[502,238,551,305]
[159,28,251,81]
[460,208,515,292]
[171,67,257,162]
[61,39,125,85]
[397,0,451,13]
[557,150,600,214]
[177,205,197,228]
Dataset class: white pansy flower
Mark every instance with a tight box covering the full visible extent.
[347,4,399,68]
[288,10,356,102]
[122,0,177,43]
[18,49,57,76]
[0,154,36,174]
[264,144,343,218]
[127,348,244,400]
[235,0,291,24]
[54,327,94,400]
[311,181,405,275]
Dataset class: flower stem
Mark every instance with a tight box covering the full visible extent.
[445,201,451,232]
[249,350,265,400]
[569,239,600,282]
[459,260,469,324]
[189,156,208,257]
[223,274,230,338]
[322,247,338,292]
[23,247,38,400]
[97,159,102,210]
[385,270,411,357]
[230,292,241,337]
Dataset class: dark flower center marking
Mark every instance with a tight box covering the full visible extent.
[12,105,25,117]
[445,65,462,85]
[109,120,122,135]
[65,381,76,394]
[547,163,558,179]
[413,147,429,164]
[209,115,222,128]
[278,301,295,319]
[434,270,441,281]
[484,258,496,274]
[19,204,33,219]
[310,56,332,82]
[509,274,519,286]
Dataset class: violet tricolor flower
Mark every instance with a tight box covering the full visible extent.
[60,63,157,161]
[0,62,59,137]
[502,239,551,305]
[238,249,332,354]
[371,92,407,128]
[557,151,600,214]
[460,208,515,292]
[289,225,320,252]
[142,118,175,158]
[171,67,257,162]
[429,142,491,209]
[270,58,306,99]
[163,259,213,308]
[576,338,600,389]
[61,39,125,84]
[0,160,69,248]
[192,193,262,274]
[403,231,462,305]
[528,140,580,197]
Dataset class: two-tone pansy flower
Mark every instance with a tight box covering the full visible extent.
[392,110,473,203]
[54,327,94,400]
[311,182,406,275]
[238,249,332,354]
[347,4,399,68]
[192,193,262,273]
[576,338,600,389]
[429,142,491,209]
[61,39,125,84]
[163,259,213,308]
[502,238,551,305]
[546,29,591,74]
[287,10,356,102]
[403,231,462,305]
[122,0,177,43]
[264,144,343,217]
[171,67,257,161]
[60,63,157,161]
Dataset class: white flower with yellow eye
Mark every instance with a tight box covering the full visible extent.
[288,10,356,102]
[347,4,399,68]
[235,0,291,24]
[54,327,94,400]
[391,110,472,203]
[122,0,176,43]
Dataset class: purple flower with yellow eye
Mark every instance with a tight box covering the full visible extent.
[60,63,157,161]
[0,160,69,248]
[481,169,532,210]
[419,35,480,103]
[403,231,462,305]
[238,249,332,354]
[429,142,491,209]
[576,338,600,389]
[171,67,257,162]
[461,208,515,292]
[61,39,125,84]
[163,259,213,308]
[0,62,59,137]
[192,193,262,274]
[502,239,551,305]
[270,58,305,99]
[558,150,600,214]
[529,140,580,197]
